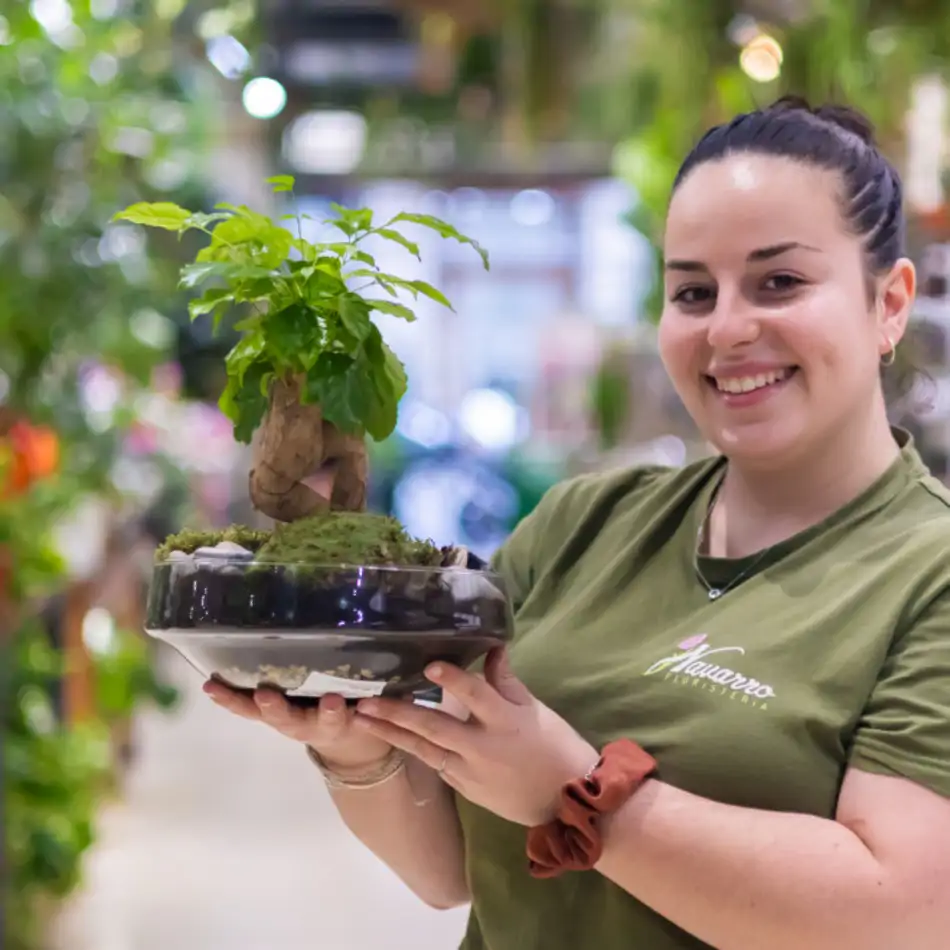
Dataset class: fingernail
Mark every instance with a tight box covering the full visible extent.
[426,664,443,681]
[358,700,378,715]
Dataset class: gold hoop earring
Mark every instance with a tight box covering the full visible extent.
[881,339,896,367]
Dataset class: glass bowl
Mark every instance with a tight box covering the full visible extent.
[144,554,514,703]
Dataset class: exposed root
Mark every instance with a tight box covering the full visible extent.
[248,375,367,522]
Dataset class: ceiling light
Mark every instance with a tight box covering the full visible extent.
[242,77,287,119]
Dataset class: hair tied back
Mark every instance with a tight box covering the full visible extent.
[768,94,876,145]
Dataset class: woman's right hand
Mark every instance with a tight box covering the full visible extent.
[203,680,394,772]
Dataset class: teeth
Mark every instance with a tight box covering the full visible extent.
[715,368,790,394]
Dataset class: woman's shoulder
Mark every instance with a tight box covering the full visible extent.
[493,458,717,612]
[537,455,720,525]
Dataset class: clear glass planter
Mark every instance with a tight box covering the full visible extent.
[145,555,514,703]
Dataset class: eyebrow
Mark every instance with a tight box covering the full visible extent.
[664,241,822,272]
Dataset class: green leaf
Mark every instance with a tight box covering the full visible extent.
[179,261,271,290]
[224,332,266,385]
[233,314,264,332]
[352,250,377,267]
[180,261,231,289]
[188,287,233,320]
[219,361,269,444]
[303,267,348,305]
[330,204,373,230]
[215,202,271,225]
[344,268,398,297]
[267,175,296,193]
[231,275,287,306]
[374,228,420,260]
[113,201,192,231]
[361,325,407,439]
[304,354,363,433]
[264,304,323,367]
[257,224,295,269]
[307,325,406,441]
[337,293,374,343]
[406,279,453,310]
[366,299,416,321]
[346,270,448,306]
[327,218,357,238]
[389,212,490,269]
[185,211,231,229]
[292,237,318,263]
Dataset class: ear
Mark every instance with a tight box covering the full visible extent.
[876,258,916,357]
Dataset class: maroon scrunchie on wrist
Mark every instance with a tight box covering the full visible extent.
[526,738,657,879]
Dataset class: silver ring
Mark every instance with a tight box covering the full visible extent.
[436,751,449,776]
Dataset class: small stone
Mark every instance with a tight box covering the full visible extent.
[193,541,254,559]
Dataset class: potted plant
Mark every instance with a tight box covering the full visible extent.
[115,178,513,703]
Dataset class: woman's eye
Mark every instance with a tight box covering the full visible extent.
[671,286,715,306]
[762,273,803,293]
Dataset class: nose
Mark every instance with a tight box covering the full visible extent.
[704,294,760,351]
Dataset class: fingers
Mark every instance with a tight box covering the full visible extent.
[355,697,469,751]
[203,681,262,721]
[203,681,351,744]
[425,660,514,723]
[354,716,458,779]
[483,648,532,706]
[252,688,314,740]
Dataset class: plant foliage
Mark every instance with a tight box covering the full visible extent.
[115,179,490,444]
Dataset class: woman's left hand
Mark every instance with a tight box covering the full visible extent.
[352,648,598,827]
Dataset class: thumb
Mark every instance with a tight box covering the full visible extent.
[484,647,532,706]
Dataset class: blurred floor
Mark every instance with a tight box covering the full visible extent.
[50,648,468,950]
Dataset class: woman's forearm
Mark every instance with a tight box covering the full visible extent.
[330,757,470,910]
[596,780,913,950]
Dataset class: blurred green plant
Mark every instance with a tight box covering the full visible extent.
[92,625,180,723]
[611,0,950,322]
[0,2,212,945]
[590,343,633,452]
[5,622,113,950]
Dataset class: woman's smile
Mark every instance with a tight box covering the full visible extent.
[704,364,800,409]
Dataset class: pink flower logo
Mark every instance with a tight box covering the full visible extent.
[678,633,707,651]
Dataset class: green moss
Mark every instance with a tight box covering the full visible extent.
[155,513,443,567]
[256,511,443,566]
[155,525,271,561]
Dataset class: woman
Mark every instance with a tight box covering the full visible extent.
[206,97,950,949]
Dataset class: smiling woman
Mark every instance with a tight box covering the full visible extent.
[206,97,950,950]
[658,97,914,494]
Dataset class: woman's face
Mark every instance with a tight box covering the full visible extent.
[657,154,913,467]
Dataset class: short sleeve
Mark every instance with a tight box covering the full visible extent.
[489,465,674,616]
[849,599,950,799]
[489,481,566,615]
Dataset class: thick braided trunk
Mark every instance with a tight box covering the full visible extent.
[248,376,367,522]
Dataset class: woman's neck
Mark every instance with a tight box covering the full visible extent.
[708,409,901,559]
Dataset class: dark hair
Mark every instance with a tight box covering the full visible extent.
[673,95,906,278]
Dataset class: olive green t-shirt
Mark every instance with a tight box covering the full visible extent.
[455,430,950,950]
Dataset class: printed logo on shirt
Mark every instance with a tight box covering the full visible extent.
[643,633,776,710]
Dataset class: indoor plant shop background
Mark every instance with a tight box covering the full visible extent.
[5,1,950,948]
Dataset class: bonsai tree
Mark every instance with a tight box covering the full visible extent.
[116,177,488,562]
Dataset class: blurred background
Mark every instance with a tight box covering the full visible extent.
[5,1,950,948]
